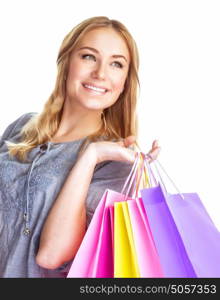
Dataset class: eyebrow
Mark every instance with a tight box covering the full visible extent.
[77,46,128,62]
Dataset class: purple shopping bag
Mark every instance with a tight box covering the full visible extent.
[141,184,197,278]
[165,191,220,277]
[142,156,220,277]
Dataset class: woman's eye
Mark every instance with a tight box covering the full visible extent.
[81,54,95,60]
[81,54,123,68]
[112,61,123,69]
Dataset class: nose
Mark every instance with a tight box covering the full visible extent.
[91,62,106,80]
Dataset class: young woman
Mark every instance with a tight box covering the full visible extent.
[0,16,160,277]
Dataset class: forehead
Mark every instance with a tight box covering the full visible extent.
[76,28,130,60]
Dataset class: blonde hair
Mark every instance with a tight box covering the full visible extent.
[7,16,140,162]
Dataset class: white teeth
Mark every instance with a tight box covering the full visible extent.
[84,84,106,93]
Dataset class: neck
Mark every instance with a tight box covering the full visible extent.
[51,98,103,142]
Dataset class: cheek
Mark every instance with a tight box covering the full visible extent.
[68,70,81,82]
[111,75,127,92]
[67,60,88,81]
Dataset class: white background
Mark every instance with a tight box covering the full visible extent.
[0,0,219,230]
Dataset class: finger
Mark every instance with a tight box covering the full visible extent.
[124,135,136,147]
[152,140,159,148]
[146,147,161,162]
[117,140,125,147]
[116,136,135,148]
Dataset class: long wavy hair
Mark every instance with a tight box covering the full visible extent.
[7,16,140,162]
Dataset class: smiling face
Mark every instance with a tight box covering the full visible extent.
[65,27,130,112]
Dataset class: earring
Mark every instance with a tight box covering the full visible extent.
[101,112,107,132]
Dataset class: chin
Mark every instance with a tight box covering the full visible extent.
[80,103,106,111]
[79,99,115,111]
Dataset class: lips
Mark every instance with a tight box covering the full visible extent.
[82,82,109,93]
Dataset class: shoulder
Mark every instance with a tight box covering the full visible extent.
[0,112,37,144]
[14,112,37,126]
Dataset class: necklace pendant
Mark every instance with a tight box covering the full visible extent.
[23,228,31,235]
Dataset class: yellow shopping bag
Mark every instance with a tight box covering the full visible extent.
[114,201,140,278]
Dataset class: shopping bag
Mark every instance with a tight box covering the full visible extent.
[67,153,163,278]
[67,154,141,277]
[141,184,197,277]
[142,157,220,277]
[67,189,118,277]
[127,198,164,277]
[93,205,114,277]
[109,205,114,254]
[154,159,220,277]
[166,191,220,277]
[114,201,140,277]
[113,153,164,278]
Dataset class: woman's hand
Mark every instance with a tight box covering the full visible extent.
[87,135,161,164]
[146,140,161,163]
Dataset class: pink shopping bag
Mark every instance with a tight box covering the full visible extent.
[127,198,164,277]
[67,189,122,277]
[67,155,141,278]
